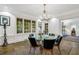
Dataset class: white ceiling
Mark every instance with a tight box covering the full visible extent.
[0,4,79,19]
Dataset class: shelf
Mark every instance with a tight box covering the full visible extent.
[17,18,23,33]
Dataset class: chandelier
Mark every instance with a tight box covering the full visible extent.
[41,4,50,21]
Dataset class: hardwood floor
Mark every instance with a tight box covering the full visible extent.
[0,36,79,55]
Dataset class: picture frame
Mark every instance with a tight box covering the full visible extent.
[0,15,10,26]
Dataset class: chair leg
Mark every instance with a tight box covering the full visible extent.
[29,46,31,54]
[40,46,43,54]
[33,47,36,54]
[58,46,61,54]
[51,49,53,55]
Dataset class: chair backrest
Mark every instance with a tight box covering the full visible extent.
[56,35,61,42]
[52,34,55,36]
[49,33,55,36]
[44,39,55,49]
[28,37,37,47]
[29,34,34,38]
[56,36,63,46]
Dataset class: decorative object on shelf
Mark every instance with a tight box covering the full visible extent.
[0,15,10,47]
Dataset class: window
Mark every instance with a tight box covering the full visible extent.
[17,18,23,33]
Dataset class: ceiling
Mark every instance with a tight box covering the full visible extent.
[0,4,79,19]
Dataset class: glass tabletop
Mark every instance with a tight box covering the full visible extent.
[36,34,57,40]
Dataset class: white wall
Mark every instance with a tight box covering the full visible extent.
[48,18,62,36]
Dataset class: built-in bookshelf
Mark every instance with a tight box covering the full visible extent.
[24,19,31,33]
[16,18,36,33]
[24,20,27,33]
[17,18,23,33]
[45,23,48,34]
[32,21,36,32]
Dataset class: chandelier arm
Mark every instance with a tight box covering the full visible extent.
[41,4,50,21]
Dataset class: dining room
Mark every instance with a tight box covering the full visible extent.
[0,4,79,55]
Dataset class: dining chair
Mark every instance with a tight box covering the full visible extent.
[49,33,55,36]
[52,33,55,36]
[55,36,63,54]
[43,39,55,54]
[28,37,42,54]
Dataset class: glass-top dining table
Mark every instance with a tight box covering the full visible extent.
[35,34,58,46]
[36,34,57,41]
[35,35,57,40]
